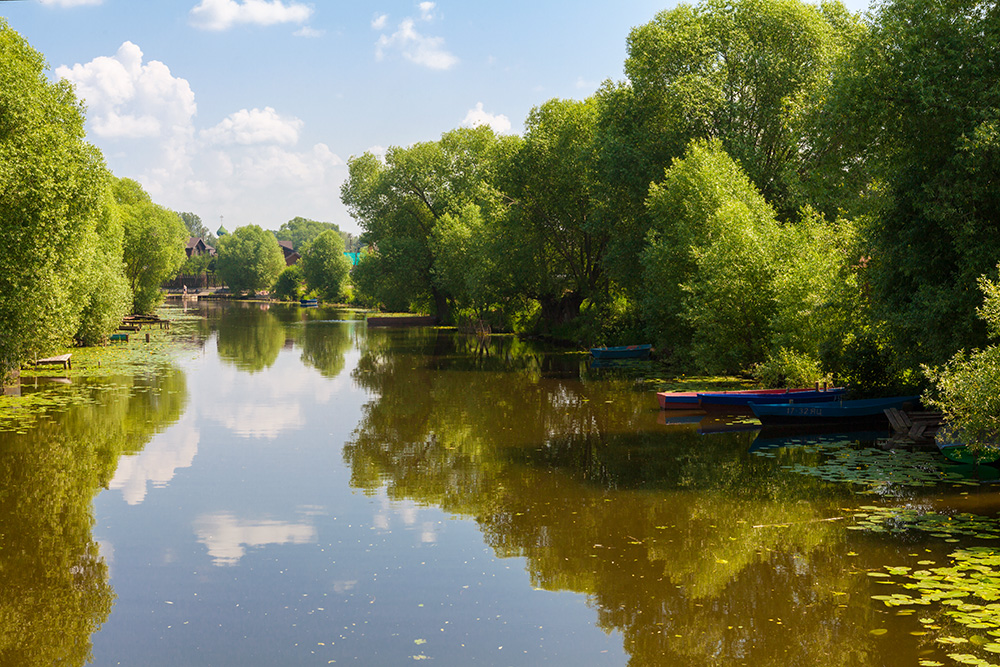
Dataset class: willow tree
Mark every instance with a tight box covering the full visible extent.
[0,20,111,378]
[341,125,514,321]
[116,177,188,314]
[596,0,857,294]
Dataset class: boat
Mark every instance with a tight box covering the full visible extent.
[748,396,921,426]
[657,386,845,411]
[590,344,652,360]
[300,298,318,307]
[937,440,1000,465]
[698,387,846,407]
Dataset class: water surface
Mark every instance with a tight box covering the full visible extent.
[2,301,999,666]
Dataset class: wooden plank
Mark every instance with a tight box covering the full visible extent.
[34,354,72,369]
[884,408,911,433]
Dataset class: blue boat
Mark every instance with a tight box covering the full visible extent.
[748,396,921,426]
[300,298,318,307]
[589,344,652,360]
[698,387,846,407]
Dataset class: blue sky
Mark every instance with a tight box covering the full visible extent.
[1,0,871,234]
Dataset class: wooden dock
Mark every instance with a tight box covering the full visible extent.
[884,408,945,444]
[33,353,72,370]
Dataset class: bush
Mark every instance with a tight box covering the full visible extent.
[272,265,304,302]
[753,348,824,388]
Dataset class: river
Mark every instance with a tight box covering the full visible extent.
[2,301,1000,666]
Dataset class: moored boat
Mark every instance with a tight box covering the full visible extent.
[300,298,318,307]
[937,440,1000,465]
[657,386,845,411]
[590,344,652,360]
[749,396,921,426]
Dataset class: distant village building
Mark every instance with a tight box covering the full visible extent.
[278,240,300,266]
[186,237,216,257]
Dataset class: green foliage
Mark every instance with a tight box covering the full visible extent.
[300,230,351,302]
[752,348,824,388]
[116,177,188,314]
[504,98,607,324]
[925,268,1000,450]
[0,20,111,376]
[641,139,779,370]
[75,189,132,346]
[215,224,286,295]
[273,216,341,251]
[341,125,515,320]
[272,264,304,302]
[178,211,216,247]
[848,0,1000,366]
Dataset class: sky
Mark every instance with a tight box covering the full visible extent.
[1,0,871,235]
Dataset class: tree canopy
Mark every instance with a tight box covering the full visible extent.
[215,224,286,295]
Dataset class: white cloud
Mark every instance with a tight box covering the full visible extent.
[375,18,457,70]
[202,107,303,146]
[190,0,313,31]
[58,42,353,234]
[56,41,196,153]
[194,512,317,565]
[418,1,435,20]
[371,13,388,30]
[294,25,324,38]
[109,414,200,505]
[39,0,102,6]
[462,102,511,134]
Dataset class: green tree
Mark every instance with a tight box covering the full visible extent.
[0,20,110,377]
[841,0,1000,366]
[272,264,305,302]
[341,125,514,319]
[215,224,286,294]
[503,98,608,325]
[116,177,188,314]
[300,229,351,302]
[273,216,341,251]
[596,0,854,296]
[642,139,779,368]
[75,188,133,345]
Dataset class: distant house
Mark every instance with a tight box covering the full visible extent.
[278,240,300,266]
[186,237,216,257]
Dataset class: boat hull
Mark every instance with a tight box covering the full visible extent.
[590,344,652,360]
[657,387,845,411]
[749,396,920,426]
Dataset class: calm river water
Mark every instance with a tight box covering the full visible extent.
[3,301,1000,666]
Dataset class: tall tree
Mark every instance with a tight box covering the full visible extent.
[300,230,351,302]
[273,216,341,251]
[596,0,855,293]
[341,125,514,319]
[215,224,286,295]
[844,0,1000,365]
[0,20,110,377]
[116,178,188,314]
[503,97,608,324]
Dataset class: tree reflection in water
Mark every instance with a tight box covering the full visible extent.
[0,366,187,666]
[344,329,946,666]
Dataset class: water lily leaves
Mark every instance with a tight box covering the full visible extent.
[849,507,1000,542]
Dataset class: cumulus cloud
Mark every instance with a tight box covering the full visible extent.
[375,17,457,70]
[190,0,313,31]
[194,512,317,565]
[109,414,200,505]
[202,107,303,146]
[39,0,102,6]
[418,1,435,20]
[371,12,388,30]
[56,41,196,143]
[462,102,512,134]
[58,41,352,235]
